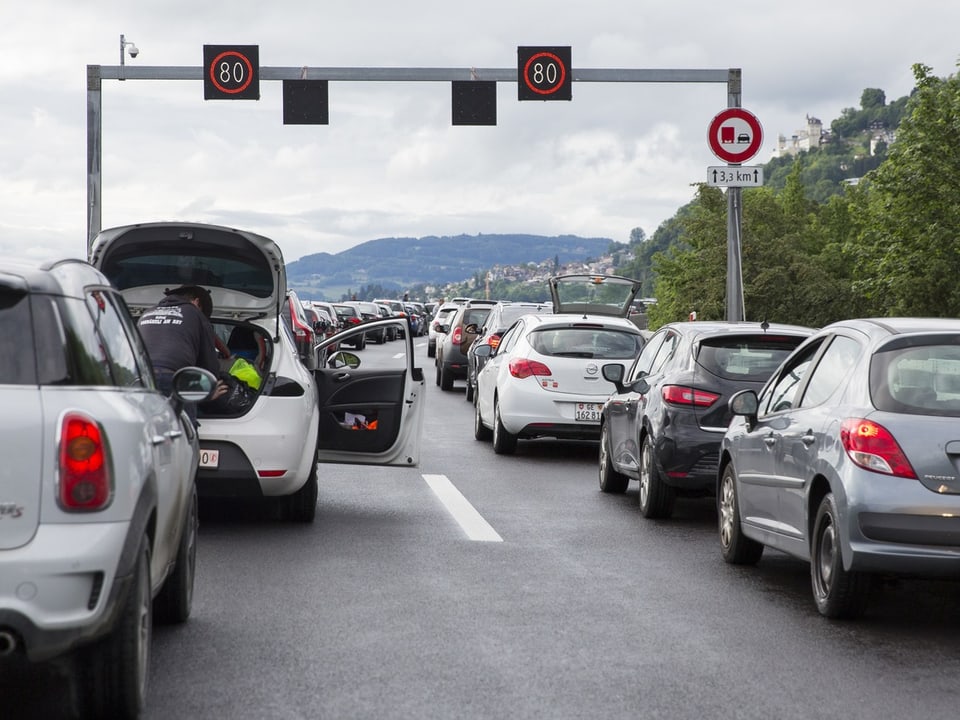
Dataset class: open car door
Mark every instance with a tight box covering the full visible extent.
[314,316,424,466]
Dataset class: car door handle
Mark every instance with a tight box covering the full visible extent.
[334,372,351,382]
[165,430,183,440]
[151,435,166,446]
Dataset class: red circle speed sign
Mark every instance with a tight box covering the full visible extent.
[707,108,763,164]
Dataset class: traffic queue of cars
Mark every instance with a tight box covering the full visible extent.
[3,221,425,719]
[436,275,960,621]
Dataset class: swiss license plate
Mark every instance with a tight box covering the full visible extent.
[574,403,603,422]
[199,449,219,469]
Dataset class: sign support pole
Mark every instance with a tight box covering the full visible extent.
[725,69,745,323]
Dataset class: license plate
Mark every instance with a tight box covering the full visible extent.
[199,449,219,469]
[574,403,603,422]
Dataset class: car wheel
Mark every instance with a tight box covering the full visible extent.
[718,464,763,565]
[492,398,517,455]
[474,395,492,441]
[811,493,872,619]
[598,423,629,494]
[154,485,199,624]
[79,536,151,720]
[283,454,319,523]
[638,434,674,519]
[465,381,474,403]
[440,364,453,391]
[435,363,441,386]
[427,341,436,358]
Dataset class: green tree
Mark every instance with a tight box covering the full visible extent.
[848,63,960,316]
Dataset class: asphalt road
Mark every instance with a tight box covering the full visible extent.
[9,336,960,719]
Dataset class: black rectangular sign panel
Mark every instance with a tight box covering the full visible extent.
[283,80,329,125]
[452,81,497,126]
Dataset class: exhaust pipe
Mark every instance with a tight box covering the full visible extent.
[0,629,18,656]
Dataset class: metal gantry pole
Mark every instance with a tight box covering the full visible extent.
[85,63,743,319]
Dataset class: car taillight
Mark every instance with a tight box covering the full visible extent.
[488,334,502,349]
[347,317,361,325]
[452,327,463,344]
[840,418,917,478]
[661,385,720,407]
[58,412,113,512]
[509,358,552,379]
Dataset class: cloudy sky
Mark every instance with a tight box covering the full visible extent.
[3,2,958,264]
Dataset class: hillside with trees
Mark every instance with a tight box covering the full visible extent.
[618,63,960,329]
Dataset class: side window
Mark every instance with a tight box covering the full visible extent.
[798,335,861,408]
[648,330,680,375]
[86,290,147,388]
[58,296,113,386]
[498,321,523,354]
[629,330,665,382]
[762,338,826,414]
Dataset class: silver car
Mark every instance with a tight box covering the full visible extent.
[718,318,960,619]
[0,258,216,717]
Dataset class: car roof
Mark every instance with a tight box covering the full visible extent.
[660,320,815,338]
[0,258,112,298]
[518,313,643,332]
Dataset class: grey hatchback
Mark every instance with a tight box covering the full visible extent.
[0,258,216,717]
[719,318,960,619]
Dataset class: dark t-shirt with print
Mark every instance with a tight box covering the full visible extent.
[138,294,220,375]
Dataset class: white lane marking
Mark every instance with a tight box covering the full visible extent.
[392,352,405,359]
[423,474,503,542]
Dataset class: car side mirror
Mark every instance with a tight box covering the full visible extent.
[473,344,492,358]
[729,389,759,430]
[327,350,361,369]
[170,367,219,412]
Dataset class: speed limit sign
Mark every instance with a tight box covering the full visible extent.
[517,46,572,101]
[203,45,260,100]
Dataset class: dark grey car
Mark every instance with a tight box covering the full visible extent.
[719,317,960,619]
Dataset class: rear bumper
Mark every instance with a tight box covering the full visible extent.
[0,522,135,663]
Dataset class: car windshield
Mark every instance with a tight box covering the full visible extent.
[871,339,960,416]
[696,335,806,382]
[529,327,642,359]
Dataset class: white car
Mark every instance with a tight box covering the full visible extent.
[473,274,645,454]
[427,301,460,358]
[90,222,424,522]
[0,258,217,718]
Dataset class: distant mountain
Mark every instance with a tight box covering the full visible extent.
[287,233,614,300]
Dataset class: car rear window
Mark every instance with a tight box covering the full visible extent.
[871,340,960,416]
[696,335,804,381]
[529,327,642,359]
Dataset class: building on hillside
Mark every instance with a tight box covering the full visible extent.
[772,115,825,158]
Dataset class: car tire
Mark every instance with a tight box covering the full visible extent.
[598,423,629,494]
[440,364,454,391]
[284,454,319,523]
[465,381,474,403]
[154,485,198,624]
[638,434,674,519]
[811,493,872,619]
[435,363,441,386]
[474,395,492,441]
[427,341,436,358]
[79,536,151,720]
[718,464,763,565]
[492,398,517,455]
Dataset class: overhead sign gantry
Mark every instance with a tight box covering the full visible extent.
[87,43,747,319]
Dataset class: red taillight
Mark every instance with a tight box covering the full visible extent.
[661,385,720,407]
[257,470,287,478]
[347,317,361,326]
[452,327,463,344]
[488,334,502,349]
[58,413,112,511]
[840,418,917,478]
[509,358,552,379]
